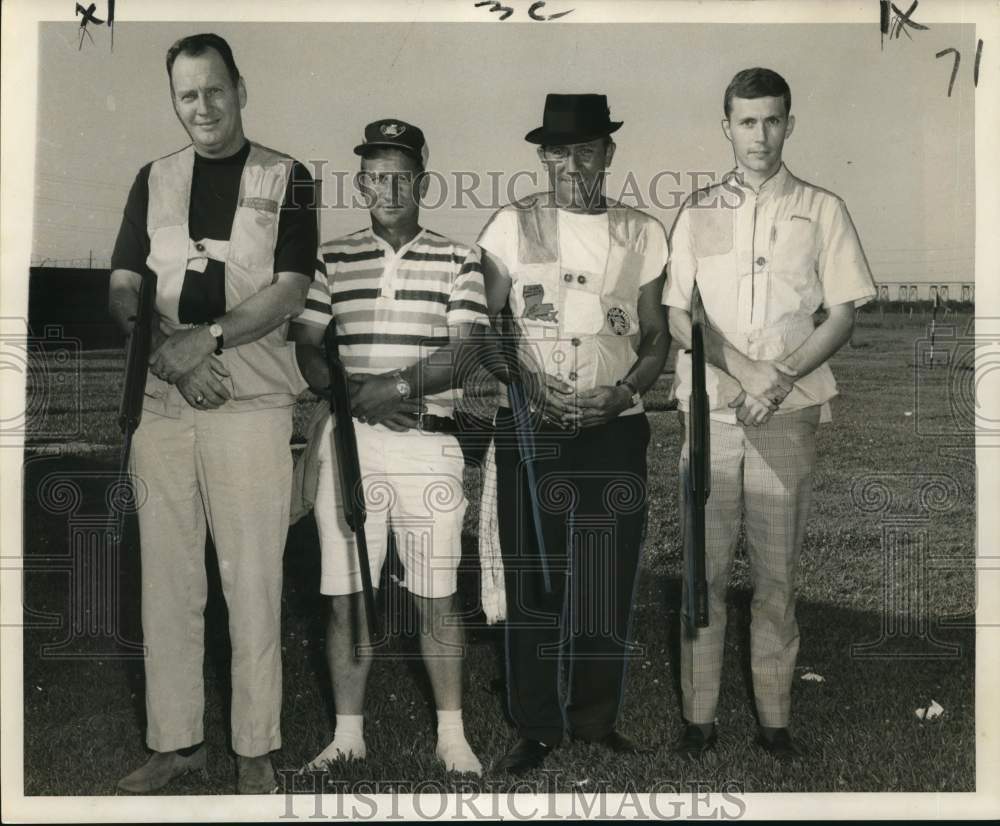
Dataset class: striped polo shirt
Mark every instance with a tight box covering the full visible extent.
[295,226,490,416]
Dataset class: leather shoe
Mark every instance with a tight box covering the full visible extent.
[495,738,555,775]
[673,724,717,759]
[756,728,804,762]
[237,754,277,794]
[578,730,644,754]
[117,746,208,793]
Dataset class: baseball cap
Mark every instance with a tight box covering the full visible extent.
[353,119,429,167]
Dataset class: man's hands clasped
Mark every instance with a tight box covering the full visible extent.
[730,359,798,426]
[148,326,229,410]
[349,373,426,432]
[149,326,216,385]
[176,356,231,409]
[525,372,632,429]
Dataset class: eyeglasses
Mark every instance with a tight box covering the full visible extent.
[539,144,601,163]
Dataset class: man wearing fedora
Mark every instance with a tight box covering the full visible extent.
[663,68,876,761]
[290,118,489,774]
[477,94,671,773]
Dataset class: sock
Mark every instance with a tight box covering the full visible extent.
[335,714,364,740]
[177,743,203,757]
[307,714,366,768]
[435,709,482,775]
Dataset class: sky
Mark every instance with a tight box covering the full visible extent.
[30,18,977,285]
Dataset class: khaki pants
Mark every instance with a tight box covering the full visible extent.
[131,404,293,756]
[679,406,820,728]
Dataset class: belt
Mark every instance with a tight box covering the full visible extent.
[417,413,460,434]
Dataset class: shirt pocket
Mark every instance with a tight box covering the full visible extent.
[562,286,605,334]
[771,219,817,277]
[228,203,279,272]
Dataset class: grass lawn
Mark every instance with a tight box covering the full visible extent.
[19,310,976,795]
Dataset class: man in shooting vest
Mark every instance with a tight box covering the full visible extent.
[478,93,671,774]
[663,68,876,761]
[107,33,317,793]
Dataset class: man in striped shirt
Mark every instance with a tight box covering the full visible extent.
[291,120,489,774]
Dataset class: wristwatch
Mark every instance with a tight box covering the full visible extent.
[208,322,224,355]
[392,368,412,399]
[616,376,642,407]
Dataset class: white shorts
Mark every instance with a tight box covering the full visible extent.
[314,418,468,598]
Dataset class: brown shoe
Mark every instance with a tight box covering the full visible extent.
[236,754,277,794]
[117,746,207,793]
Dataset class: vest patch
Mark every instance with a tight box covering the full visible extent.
[522,283,559,322]
[606,307,631,335]
[239,196,279,213]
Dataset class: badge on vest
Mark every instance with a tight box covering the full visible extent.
[606,307,632,335]
[522,284,559,323]
[239,196,279,213]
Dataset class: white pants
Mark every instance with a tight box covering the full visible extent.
[131,404,292,756]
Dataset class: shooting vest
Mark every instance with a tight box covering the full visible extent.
[142,142,308,417]
[505,192,660,415]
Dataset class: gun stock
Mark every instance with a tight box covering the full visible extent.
[324,321,380,641]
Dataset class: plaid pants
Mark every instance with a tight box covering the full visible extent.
[679,405,821,728]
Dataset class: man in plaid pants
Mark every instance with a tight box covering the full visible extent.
[663,68,876,760]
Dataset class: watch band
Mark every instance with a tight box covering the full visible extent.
[617,376,642,407]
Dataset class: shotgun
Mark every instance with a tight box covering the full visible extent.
[498,306,552,594]
[684,315,710,630]
[114,272,157,542]
[324,320,380,641]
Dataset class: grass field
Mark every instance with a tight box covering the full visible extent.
[19,310,976,795]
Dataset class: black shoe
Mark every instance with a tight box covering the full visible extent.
[756,728,805,762]
[495,738,555,775]
[673,724,717,759]
[584,731,643,754]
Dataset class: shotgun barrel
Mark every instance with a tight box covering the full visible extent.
[324,320,381,641]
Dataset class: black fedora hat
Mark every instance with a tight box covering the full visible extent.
[525,93,623,145]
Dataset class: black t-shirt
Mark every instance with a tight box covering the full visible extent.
[111,141,318,324]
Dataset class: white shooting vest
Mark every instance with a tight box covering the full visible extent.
[142,142,308,416]
[504,192,659,415]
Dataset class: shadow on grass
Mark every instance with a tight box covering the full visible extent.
[21,454,974,796]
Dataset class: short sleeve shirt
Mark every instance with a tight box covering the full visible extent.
[111,141,318,324]
[663,164,876,421]
[294,227,490,417]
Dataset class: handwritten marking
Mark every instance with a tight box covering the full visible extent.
[475,0,514,20]
[528,1,574,21]
[474,0,573,21]
[936,47,961,97]
[75,0,115,51]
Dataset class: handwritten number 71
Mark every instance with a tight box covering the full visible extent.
[936,39,984,97]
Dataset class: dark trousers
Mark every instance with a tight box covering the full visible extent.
[495,408,651,744]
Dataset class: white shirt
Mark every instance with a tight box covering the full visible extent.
[663,164,876,422]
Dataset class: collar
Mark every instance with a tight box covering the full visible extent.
[722,162,791,199]
[369,225,426,258]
